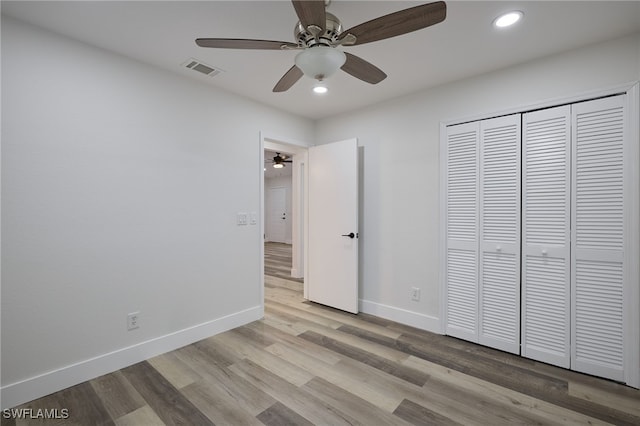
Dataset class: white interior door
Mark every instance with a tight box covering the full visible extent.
[307,138,358,313]
[571,95,626,382]
[267,187,287,243]
[444,122,480,342]
[522,105,571,368]
[478,114,521,354]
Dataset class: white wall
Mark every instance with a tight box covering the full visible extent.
[265,175,293,243]
[1,16,313,407]
[316,33,640,331]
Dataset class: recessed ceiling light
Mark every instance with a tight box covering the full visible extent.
[494,11,523,28]
[313,85,328,94]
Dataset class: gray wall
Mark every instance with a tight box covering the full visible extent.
[316,33,640,330]
[1,16,313,406]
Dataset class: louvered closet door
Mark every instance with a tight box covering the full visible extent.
[522,106,571,368]
[572,95,627,382]
[478,115,521,354]
[445,122,479,342]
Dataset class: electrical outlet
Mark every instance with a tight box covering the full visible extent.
[237,212,248,226]
[411,287,421,301]
[127,312,140,331]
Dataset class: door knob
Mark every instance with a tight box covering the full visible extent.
[341,232,356,239]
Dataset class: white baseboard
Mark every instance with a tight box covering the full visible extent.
[290,268,303,278]
[359,299,441,334]
[1,305,262,409]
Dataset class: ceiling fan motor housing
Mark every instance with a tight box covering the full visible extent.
[295,12,343,48]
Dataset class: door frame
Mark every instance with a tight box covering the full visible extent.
[259,133,310,314]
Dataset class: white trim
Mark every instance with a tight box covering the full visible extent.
[442,82,636,127]
[263,134,309,150]
[258,133,266,318]
[0,306,262,409]
[302,151,309,299]
[360,299,441,333]
[624,83,640,388]
[439,122,448,335]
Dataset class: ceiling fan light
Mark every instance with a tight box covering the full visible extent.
[273,163,284,169]
[494,11,523,28]
[313,85,328,94]
[295,46,346,81]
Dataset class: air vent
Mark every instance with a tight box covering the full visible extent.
[182,58,223,77]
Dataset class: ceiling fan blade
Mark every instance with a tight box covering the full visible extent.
[273,65,304,92]
[339,1,446,46]
[196,38,298,50]
[341,52,387,84]
[292,0,326,32]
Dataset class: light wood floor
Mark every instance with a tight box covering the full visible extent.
[3,242,639,425]
[264,242,303,283]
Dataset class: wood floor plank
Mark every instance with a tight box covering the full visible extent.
[393,398,463,426]
[245,319,343,365]
[90,371,146,420]
[147,351,201,389]
[264,275,303,291]
[212,330,315,387]
[191,336,240,368]
[396,334,640,425]
[398,332,569,395]
[329,355,550,425]
[264,287,311,308]
[256,402,314,426]
[265,341,405,412]
[338,323,399,347]
[289,314,411,364]
[302,377,415,426]
[402,355,607,426]
[181,379,265,426]
[13,382,114,426]
[262,310,312,336]
[299,330,430,387]
[569,382,640,418]
[302,303,404,340]
[266,299,344,329]
[173,344,276,416]
[120,361,213,426]
[114,405,165,426]
[229,358,359,425]
[264,242,303,283]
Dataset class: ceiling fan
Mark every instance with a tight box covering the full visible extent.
[196,1,447,92]
[267,152,293,169]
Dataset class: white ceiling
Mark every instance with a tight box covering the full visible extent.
[3,1,640,120]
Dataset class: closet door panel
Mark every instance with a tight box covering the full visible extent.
[522,106,571,368]
[445,122,479,342]
[479,115,521,354]
[572,95,626,381]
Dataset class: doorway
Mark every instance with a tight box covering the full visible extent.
[260,135,308,311]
